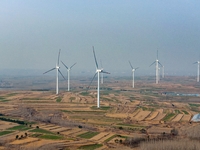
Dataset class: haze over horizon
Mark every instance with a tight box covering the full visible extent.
[1,1,200,77]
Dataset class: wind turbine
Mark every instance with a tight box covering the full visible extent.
[61,61,76,91]
[193,61,200,82]
[129,61,139,88]
[149,50,163,84]
[43,49,66,94]
[88,46,110,108]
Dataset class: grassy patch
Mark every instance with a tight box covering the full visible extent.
[56,97,62,102]
[80,92,89,96]
[31,133,42,138]
[141,106,154,111]
[78,144,102,150]
[61,110,72,113]
[39,134,63,140]
[189,103,200,107]
[6,93,18,97]
[78,131,99,139]
[0,117,26,125]
[175,110,181,114]
[91,106,111,110]
[182,110,189,115]
[104,135,117,143]
[29,128,54,134]
[8,125,31,131]
[162,113,175,121]
[0,131,13,136]
[0,96,9,102]
[116,123,145,129]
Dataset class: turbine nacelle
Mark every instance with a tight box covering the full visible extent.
[96,69,103,73]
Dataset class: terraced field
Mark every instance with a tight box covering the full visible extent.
[0,76,198,149]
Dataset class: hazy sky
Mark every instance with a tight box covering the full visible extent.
[1,0,200,76]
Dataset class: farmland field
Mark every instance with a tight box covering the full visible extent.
[0,76,199,149]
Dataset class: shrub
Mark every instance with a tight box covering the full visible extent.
[119,126,123,130]
[119,139,123,144]
[171,129,178,136]
[115,139,119,143]
[36,126,39,129]
[123,137,146,147]
[16,135,19,139]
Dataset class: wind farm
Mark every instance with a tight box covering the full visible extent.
[0,48,200,150]
[1,1,200,149]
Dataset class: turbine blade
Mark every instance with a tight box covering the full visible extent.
[149,61,155,67]
[70,62,77,69]
[158,61,163,67]
[57,49,61,66]
[129,61,133,69]
[43,68,56,74]
[102,70,110,74]
[58,69,66,80]
[193,62,198,64]
[61,61,69,69]
[87,73,97,91]
[93,46,99,69]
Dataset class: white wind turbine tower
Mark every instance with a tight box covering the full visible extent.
[162,65,165,78]
[43,49,66,94]
[61,61,76,91]
[158,67,161,82]
[88,46,110,108]
[193,61,200,82]
[129,61,139,88]
[150,50,163,84]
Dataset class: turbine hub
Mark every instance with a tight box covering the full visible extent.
[96,69,103,73]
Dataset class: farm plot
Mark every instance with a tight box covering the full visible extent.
[42,125,61,130]
[90,132,109,141]
[153,109,166,121]
[181,115,192,121]
[172,114,183,122]
[10,137,39,145]
[60,128,82,136]
[145,111,159,121]
[132,110,151,121]
[147,126,173,134]
[105,113,128,119]
[21,139,64,150]
[50,127,71,133]
[0,121,18,130]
